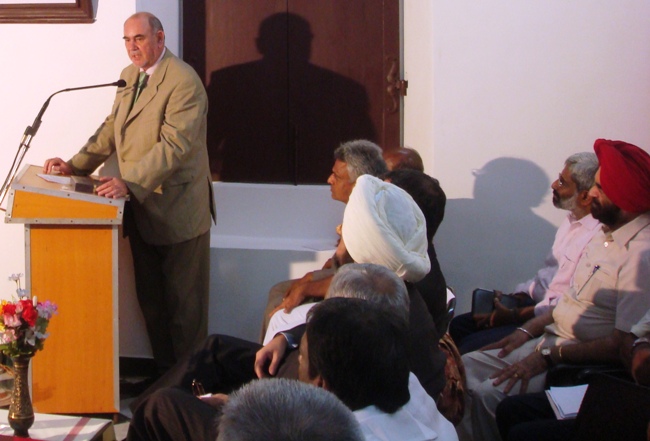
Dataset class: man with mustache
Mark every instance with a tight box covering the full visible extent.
[459,139,650,441]
[450,152,601,354]
[260,139,387,336]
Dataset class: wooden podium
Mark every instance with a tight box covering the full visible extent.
[4,164,125,414]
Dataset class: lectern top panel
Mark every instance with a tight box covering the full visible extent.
[4,165,125,225]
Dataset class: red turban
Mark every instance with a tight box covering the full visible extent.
[594,139,650,213]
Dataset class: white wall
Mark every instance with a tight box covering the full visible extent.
[0,0,134,293]
[404,0,650,313]
[1,1,649,350]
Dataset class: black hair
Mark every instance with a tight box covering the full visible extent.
[306,298,410,413]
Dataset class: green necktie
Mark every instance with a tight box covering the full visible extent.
[133,71,148,103]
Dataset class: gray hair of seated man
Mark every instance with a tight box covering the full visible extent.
[216,378,363,441]
[334,139,387,182]
[325,262,409,325]
[565,152,599,192]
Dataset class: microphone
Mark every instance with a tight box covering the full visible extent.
[23,79,126,141]
[0,79,127,207]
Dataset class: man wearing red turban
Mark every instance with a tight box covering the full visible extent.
[460,139,650,441]
[592,138,650,219]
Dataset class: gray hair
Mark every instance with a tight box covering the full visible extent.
[333,140,387,182]
[565,152,598,192]
[326,263,409,324]
[217,378,363,441]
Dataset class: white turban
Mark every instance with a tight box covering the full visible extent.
[342,175,430,282]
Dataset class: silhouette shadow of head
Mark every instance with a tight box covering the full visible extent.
[435,157,556,307]
[472,157,549,209]
[256,13,313,64]
[206,12,376,184]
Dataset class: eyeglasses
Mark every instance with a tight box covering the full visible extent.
[191,379,206,397]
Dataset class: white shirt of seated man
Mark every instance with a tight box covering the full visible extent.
[264,174,431,346]
[356,372,458,441]
[264,303,316,345]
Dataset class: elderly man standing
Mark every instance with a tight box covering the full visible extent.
[450,152,601,353]
[260,139,387,334]
[44,12,215,373]
[459,139,650,441]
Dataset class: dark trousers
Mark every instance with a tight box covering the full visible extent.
[127,334,299,441]
[448,312,518,354]
[127,387,219,441]
[130,334,261,413]
[496,392,576,441]
[126,209,211,372]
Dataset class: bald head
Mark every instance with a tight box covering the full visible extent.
[383,147,424,172]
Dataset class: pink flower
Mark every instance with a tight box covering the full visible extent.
[0,329,16,344]
[3,313,20,328]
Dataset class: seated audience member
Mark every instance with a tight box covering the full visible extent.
[266,169,449,340]
[217,378,364,441]
[449,152,600,353]
[383,146,425,172]
[261,174,447,399]
[261,139,387,336]
[127,269,457,441]
[299,297,458,441]
[458,139,650,441]
[129,176,446,416]
[495,307,650,441]
[384,169,449,337]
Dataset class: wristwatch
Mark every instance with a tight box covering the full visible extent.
[632,337,650,352]
[540,347,554,368]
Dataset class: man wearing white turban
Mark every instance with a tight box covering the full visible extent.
[343,174,430,281]
[264,174,430,343]
[129,172,447,422]
[260,139,388,337]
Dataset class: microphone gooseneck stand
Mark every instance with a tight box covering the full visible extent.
[0,80,127,209]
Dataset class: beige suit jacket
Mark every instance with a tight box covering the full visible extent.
[69,50,215,245]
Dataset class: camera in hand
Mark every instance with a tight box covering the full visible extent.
[471,288,520,318]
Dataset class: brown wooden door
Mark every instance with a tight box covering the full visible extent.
[183,0,400,184]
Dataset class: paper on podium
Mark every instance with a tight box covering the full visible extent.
[37,174,99,194]
[545,384,588,420]
[36,173,71,185]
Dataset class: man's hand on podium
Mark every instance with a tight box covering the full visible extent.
[96,176,129,199]
[43,157,72,175]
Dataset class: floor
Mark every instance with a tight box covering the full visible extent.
[113,358,158,440]
[114,398,133,440]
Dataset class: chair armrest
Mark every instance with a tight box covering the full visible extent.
[545,363,630,388]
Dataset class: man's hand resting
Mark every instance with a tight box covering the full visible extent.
[269,272,332,317]
[254,335,288,378]
[481,328,532,358]
[475,297,517,329]
[270,274,312,316]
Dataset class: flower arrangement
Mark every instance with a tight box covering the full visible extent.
[0,274,57,358]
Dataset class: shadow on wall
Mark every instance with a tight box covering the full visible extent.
[206,12,376,184]
[436,157,556,313]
